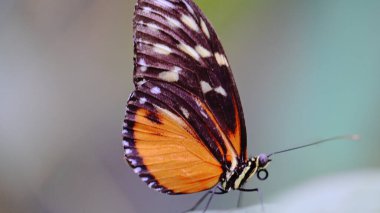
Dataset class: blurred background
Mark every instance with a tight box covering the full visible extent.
[1,0,379,212]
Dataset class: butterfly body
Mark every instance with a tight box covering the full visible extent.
[123,0,270,197]
[221,156,270,192]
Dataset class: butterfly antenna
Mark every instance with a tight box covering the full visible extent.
[268,134,360,157]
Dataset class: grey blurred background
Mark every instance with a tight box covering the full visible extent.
[1,0,379,213]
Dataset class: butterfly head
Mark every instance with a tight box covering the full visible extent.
[257,153,271,169]
[254,153,271,181]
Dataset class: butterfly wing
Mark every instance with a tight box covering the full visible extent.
[133,0,247,161]
[123,85,223,194]
[123,0,247,194]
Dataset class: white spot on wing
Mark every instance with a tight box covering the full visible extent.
[154,0,174,8]
[136,78,147,87]
[150,86,161,94]
[158,67,180,82]
[141,177,149,182]
[195,99,202,107]
[122,140,129,146]
[181,14,199,32]
[200,19,210,39]
[214,52,229,67]
[172,66,182,72]
[178,43,200,60]
[122,129,128,135]
[214,86,227,97]
[180,107,190,118]
[195,45,211,58]
[155,187,163,192]
[200,81,212,94]
[134,167,142,173]
[148,182,155,188]
[166,16,182,28]
[147,23,161,31]
[194,99,208,118]
[129,159,138,166]
[139,97,147,104]
[140,66,147,72]
[125,148,132,155]
[153,43,172,55]
[200,110,208,118]
[143,7,152,12]
[138,58,148,72]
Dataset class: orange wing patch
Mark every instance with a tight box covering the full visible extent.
[127,106,223,194]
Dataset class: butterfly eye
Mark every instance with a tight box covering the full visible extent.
[258,153,269,167]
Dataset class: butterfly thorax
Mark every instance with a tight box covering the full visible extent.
[220,154,271,192]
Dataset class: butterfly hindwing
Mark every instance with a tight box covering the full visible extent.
[123,83,223,194]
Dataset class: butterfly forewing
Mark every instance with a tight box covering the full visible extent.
[124,0,247,194]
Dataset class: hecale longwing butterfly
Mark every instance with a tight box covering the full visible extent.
[122,0,359,211]
[123,0,260,195]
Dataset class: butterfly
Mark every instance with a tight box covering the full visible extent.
[122,0,270,204]
[122,0,359,211]
[123,0,270,199]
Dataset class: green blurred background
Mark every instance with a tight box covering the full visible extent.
[1,0,379,212]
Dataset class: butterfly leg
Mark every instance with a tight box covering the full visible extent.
[238,188,258,192]
[184,187,227,213]
[202,187,229,213]
[184,191,211,212]
[202,189,215,213]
